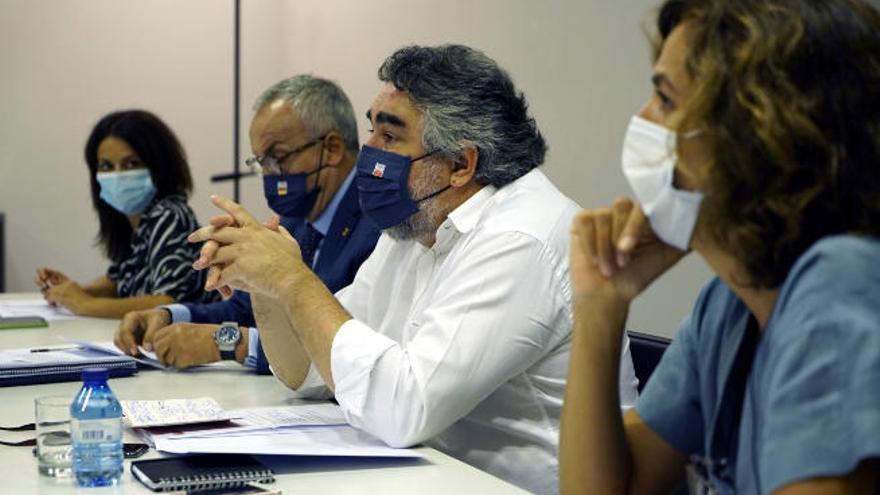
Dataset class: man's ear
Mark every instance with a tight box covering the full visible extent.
[450,145,478,187]
[321,131,346,167]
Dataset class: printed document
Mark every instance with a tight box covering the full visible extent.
[0,298,75,320]
[153,423,423,458]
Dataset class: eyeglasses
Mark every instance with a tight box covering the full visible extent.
[245,134,327,175]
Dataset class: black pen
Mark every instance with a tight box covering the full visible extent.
[29,346,79,353]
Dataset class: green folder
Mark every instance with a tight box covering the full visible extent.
[0,316,48,329]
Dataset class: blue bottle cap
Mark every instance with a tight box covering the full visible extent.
[81,367,109,382]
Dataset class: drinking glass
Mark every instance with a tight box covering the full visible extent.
[35,395,73,477]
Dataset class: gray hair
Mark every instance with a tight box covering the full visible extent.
[378,44,547,187]
[253,75,359,151]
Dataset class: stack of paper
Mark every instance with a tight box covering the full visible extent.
[135,402,421,459]
[63,339,174,369]
[138,402,346,442]
[155,423,423,458]
[63,339,235,371]
[0,298,75,320]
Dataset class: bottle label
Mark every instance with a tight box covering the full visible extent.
[71,418,121,444]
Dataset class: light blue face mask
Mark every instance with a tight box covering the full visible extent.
[96,169,157,215]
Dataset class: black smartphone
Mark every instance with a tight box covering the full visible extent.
[123,442,149,459]
[33,442,148,458]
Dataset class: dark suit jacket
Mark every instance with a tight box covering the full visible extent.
[182,179,380,373]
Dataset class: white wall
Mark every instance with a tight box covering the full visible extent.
[0,0,287,290]
[0,0,234,289]
[1,0,711,338]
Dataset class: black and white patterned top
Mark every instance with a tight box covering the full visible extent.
[107,195,216,303]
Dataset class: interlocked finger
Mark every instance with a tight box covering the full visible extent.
[575,211,598,265]
[210,195,260,228]
[594,210,614,277]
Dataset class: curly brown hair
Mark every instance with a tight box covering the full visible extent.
[657,0,880,288]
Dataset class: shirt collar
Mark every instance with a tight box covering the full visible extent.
[445,184,497,235]
[311,168,355,236]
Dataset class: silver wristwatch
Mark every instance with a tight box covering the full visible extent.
[213,321,242,360]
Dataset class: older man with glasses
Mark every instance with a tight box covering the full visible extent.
[113,75,380,372]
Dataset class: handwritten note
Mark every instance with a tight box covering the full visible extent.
[122,398,230,428]
[136,403,348,445]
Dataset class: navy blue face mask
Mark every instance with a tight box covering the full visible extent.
[263,145,326,218]
[263,172,322,218]
[355,145,450,229]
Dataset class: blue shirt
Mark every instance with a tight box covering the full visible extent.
[310,169,355,265]
[636,235,880,494]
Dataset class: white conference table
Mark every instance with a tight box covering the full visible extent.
[0,293,527,494]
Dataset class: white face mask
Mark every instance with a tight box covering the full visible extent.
[621,115,704,250]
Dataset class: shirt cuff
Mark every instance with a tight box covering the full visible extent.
[331,318,397,418]
[243,327,259,368]
[162,304,191,323]
[286,363,334,400]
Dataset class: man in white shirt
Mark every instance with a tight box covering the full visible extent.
[191,44,638,495]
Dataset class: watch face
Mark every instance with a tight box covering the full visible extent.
[216,326,239,345]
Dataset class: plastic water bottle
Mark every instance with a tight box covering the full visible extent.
[70,368,123,487]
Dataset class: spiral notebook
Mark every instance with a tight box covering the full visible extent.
[0,345,137,386]
[131,454,275,492]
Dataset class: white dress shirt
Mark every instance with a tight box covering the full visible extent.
[293,169,639,495]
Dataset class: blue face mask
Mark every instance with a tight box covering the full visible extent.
[96,169,157,215]
[262,142,326,218]
[263,172,322,218]
[354,145,449,230]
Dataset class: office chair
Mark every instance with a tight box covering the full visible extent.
[628,331,690,495]
[627,330,672,393]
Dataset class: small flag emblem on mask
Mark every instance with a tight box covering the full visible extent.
[372,163,386,178]
[277,180,288,196]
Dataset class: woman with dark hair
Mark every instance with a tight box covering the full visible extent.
[560,0,879,493]
[34,110,214,318]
